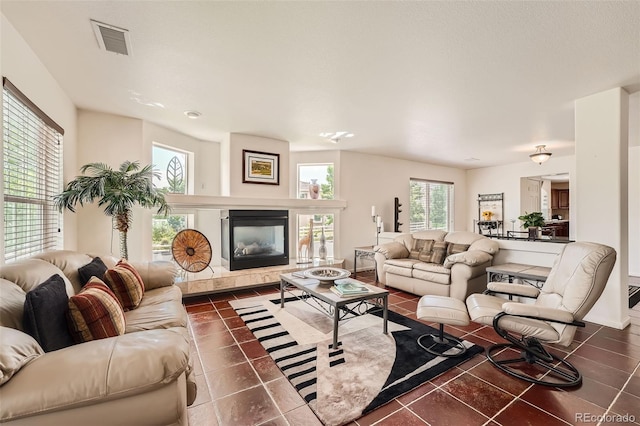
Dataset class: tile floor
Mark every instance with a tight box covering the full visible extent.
[184,272,640,426]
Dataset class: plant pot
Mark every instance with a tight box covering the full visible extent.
[528,227,538,239]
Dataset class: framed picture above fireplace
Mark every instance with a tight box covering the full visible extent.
[242,149,280,185]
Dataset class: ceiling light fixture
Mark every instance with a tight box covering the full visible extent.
[319,131,354,143]
[184,110,202,119]
[529,145,552,165]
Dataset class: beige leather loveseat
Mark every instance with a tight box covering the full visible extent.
[374,230,499,300]
[0,250,196,425]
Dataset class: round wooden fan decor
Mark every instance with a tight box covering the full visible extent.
[171,229,213,273]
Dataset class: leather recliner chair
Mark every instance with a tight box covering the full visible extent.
[466,241,616,387]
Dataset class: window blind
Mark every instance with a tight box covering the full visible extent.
[3,77,63,262]
[409,178,454,232]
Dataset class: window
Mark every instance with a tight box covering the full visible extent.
[152,144,188,194]
[296,213,334,261]
[409,179,454,232]
[152,213,191,261]
[151,144,190,260]
[297,164,334,199]
[2,78,63,262]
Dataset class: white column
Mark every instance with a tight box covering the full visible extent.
[575,88,629,328]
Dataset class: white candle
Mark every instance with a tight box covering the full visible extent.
[376,216,382,226]
[371,206,376,217]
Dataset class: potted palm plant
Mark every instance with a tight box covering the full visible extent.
[54,161,170,259]
[518,211,546,239]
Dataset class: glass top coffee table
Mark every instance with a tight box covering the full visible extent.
[279,272,389,349]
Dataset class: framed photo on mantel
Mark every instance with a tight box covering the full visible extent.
[242,149,280,185]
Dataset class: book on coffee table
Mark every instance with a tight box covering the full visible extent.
[332,279,371,296]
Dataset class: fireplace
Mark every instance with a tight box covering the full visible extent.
[221,210,289,271]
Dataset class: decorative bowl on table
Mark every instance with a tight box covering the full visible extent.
[303,267,351,285]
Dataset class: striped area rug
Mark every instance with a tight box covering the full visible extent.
[230,293,483,426]
[630,285,640,309]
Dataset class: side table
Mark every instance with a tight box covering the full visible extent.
[354,246,377,281]
[486,263,551,289]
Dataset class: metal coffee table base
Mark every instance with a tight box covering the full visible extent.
[280,274,388,349]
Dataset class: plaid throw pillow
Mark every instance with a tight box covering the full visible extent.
[447,243,470,257]
[103,259,145,311]
[67,277,125,343]
[429,241,450,264]
[417,240,436,262]
[409,239,435,260]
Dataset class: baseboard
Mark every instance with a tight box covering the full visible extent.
[583,313,631,330]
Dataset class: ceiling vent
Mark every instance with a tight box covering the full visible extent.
[91,19,131,56]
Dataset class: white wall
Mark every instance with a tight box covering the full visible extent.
[467,155,575,235]
[466,149,639,277]
[575,88,629,329]
[76,110,220,261]
[336,151,467,269]
[630,146,640,276]
[76,110,145,258]
[0,14,78,256]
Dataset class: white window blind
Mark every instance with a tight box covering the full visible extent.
[3,78,63,262]
[409,178,454,232]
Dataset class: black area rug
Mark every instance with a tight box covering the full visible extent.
[230,293,483,426]
[629,286,640,309]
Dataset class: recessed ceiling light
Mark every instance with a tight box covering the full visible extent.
[464,157,480,162]
[184,110,202,119]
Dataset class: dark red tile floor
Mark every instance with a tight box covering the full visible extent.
[184,271,640,426]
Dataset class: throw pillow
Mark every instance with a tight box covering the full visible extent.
[67,277,126,343]
[23,274,75,352]
[409,238,434,260]
[429,241,450,265]
[417,240,436,262]
[0,326,44,385]
[447,243,471,257]
[374,242,409,259]
[103,259,145,310]
[78,257,108,287]
[1,279,26,330]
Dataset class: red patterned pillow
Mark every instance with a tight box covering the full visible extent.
[67,277,125,343]
[103,259,145,310]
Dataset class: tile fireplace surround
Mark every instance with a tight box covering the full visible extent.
[166,194,348,296]
[176,259,345,297]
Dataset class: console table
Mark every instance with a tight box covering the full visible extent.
[486,263,551,289]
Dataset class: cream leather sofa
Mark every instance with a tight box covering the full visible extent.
[0,250,196,426]
[374,230,499,300]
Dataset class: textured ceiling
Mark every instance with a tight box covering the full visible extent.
[2,1,639,169]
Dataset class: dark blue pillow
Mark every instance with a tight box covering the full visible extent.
[23,274,75,352]
[78,257,108,287]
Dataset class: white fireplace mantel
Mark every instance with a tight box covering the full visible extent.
[165,194,348,211]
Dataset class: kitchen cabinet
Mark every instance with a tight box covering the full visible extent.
[544,221,569,238]
[558,190,569,209]
[551,189,569,209]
